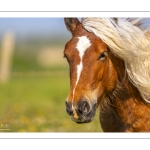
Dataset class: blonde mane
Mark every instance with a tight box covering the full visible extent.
[82,18,150,103]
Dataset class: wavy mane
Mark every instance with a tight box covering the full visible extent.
[82,18,150,103]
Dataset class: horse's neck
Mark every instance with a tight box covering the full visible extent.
[107,53,150,131]
[109,51,143,102]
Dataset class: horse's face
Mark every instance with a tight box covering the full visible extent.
[64,18,117,123]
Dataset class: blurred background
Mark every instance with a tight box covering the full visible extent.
[0,18,101,132]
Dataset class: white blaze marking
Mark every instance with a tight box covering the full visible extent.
[72,36,91,104]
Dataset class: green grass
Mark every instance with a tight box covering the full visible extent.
[0,75,102,132]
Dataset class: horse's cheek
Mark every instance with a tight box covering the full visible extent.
[105,64,118,93]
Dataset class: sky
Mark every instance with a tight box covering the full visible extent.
[0,18,150,41]
[0,18,71,40]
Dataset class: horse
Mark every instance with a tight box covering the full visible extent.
[63,17,150,132]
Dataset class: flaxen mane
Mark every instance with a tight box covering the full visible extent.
[82,18,150,103]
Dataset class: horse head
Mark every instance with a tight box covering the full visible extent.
[64,18,118,123]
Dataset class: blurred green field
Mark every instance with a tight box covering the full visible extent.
[0,75,102,132]
[0,34,103,132]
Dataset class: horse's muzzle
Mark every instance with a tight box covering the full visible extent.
[66,100,97,123]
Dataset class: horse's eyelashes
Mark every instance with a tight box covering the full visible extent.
[63,54,70,63]
[63,54,67,59]
[98,52,107,61]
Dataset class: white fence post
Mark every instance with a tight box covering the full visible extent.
[0,31,15,83]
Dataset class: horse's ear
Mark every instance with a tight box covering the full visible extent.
[64,18,80,34]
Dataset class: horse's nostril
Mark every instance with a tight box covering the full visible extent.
[66,108,73,115]
[78,100,91,115]
[66,101,73,116]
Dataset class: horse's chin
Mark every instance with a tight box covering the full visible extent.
[71,116,94,124]
[74,118,94,124]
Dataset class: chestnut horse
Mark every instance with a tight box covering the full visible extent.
[64,18,150,132]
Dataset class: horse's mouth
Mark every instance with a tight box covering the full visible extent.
[71,103,97,124]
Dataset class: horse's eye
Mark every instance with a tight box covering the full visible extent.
[98,52,107,61]
[63,54,67,59]
[63,54,70,63]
